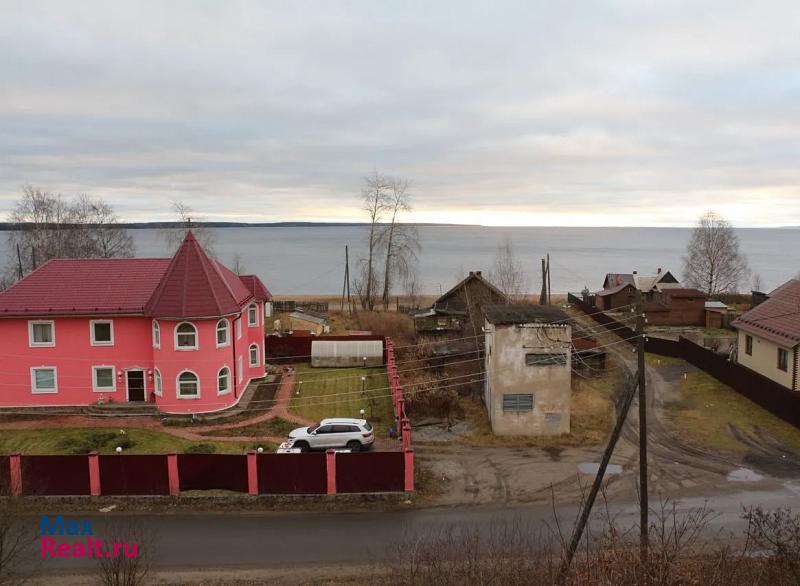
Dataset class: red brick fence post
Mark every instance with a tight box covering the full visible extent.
[404,449,414,492]
[326,450,337,495]
[247,450,259,495]
[88,452,101,496]
[9,453,21,497]
[167,453,180,496]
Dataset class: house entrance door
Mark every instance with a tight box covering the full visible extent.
[126,370,146,402]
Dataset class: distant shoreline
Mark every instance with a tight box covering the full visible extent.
[0,222,797,230]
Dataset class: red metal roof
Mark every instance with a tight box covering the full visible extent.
[145,231,253,318]
[0,258,171,316]
[733,279,800,348]
[239,274,272,300]
[0,231,273,319]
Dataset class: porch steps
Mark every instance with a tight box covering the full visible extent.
[83,403,160,418]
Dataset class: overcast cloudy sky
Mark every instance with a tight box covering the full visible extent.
[1,1,799,226]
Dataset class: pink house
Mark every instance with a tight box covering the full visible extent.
[0,231,272,414]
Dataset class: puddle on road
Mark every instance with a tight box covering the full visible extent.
[727,468,764,482]
[578,463,622,475]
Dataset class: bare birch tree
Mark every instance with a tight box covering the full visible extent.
[488,238,526,299]
[161,199,216,254]
[359,171,391,310]
[5,186,134,284]
[682,211,750,296]
[380,177,419,309]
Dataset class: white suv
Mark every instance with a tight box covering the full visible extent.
[287,418,375,452]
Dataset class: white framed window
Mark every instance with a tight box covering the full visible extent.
[154,368,163,397]
[216,319,230,347]
[152,320,161,349]
[247,303,258,327]
[176,370,200,398]
[175,322,198,350]
[237,356,243,383]
[264,301,272,318]
[217,366,231,395]
[28,320,55,347]
[90,320,114,346]
[92,366,116,392]
[236,317,242,340]
[249,343,259,367]
[31,367,58,393]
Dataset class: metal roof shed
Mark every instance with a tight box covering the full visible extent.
[311,340,384,368]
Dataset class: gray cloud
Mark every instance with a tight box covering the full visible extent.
[0,0,799,225]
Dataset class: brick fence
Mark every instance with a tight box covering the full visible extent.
[4,450,414,497]
[386,339,412,449]
[568,293,800,430]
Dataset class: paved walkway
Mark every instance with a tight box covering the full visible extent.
[0,370,314,445]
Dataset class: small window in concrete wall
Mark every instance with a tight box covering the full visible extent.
[745,335,753,356]
[545,412,562,424]
[525,353,567,366]
[778,348,789,372]
[502,393,534,412]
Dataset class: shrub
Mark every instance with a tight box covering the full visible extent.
[184,444,217,454]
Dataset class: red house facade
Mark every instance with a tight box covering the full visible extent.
[0,231,271,414]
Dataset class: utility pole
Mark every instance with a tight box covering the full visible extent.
[546,253,551,304]
[341,245,353,315]
[16,243,23,280]
[636,289,649,564]
[540,258,548,305]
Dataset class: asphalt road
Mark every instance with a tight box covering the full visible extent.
[26,483,800,577]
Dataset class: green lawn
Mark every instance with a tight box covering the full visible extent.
[664,371,800,454]
[289,365,394,435]
[199,418,298,439]
[0,427,267,455]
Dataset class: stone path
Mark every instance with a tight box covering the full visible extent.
[0,370,314,445]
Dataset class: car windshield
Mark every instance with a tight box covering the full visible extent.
[363,422,373,431]
[307,423,321,433]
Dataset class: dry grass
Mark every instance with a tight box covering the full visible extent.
[455,368,620,448]
[645,352,684,367]
[664,370,800,453]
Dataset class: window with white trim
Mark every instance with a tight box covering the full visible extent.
[90,320,114,346]
[216,319,230,347]
[237,356,243,383]
[177,371,200,398]
[154,369,163,396]
[248,303,258,326]
[175,322,198,350]
[249,343,259,367]
[29,321,55,347]
[236,317,242,340]
[218,366,231,395]
[152,320,161,348]
[31,367,58,393]
[92,366,116,392]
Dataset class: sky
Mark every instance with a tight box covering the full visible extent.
[0,1,799,227]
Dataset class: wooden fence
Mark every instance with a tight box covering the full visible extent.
[568,293,800,430]
[3,450,414,497]
[264,334,386,363]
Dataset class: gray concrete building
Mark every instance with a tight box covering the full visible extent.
[483,305,572,436]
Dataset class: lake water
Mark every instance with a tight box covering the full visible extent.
[2,226,797,295]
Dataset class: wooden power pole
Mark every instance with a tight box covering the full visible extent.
[636,290,649,563]
[341,245,352,315]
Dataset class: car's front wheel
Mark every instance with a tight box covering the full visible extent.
[346,440,362,452]
[293,441,310,452]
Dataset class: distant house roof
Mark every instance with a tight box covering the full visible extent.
[733,279,800,348]
[663,288,706,299]
[596,282,636,297]
[0,258,171,316]
[437,271,508,306]
[603,273,635,289]
[484,304,569,326]
[705,301,729,310]
[145,231,253,319]
[0,231,273,319]
[239,274,272,301]
[414,306,467,319]
[600,270,681,295]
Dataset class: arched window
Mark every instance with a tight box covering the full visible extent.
[154,368,163,396]
[216,319,230,347]
[152,320,160,348]
[217,366,231,395]
[247,303,258,326]
[175,322,198,350]
[177,371,199,398]
[249,343,259,367]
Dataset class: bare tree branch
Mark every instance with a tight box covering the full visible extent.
[682,211,750,296]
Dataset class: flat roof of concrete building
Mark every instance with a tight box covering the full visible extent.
[483,304,569,325]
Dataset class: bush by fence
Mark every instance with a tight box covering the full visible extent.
[4,449,414,497]
[568,294,800,430]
